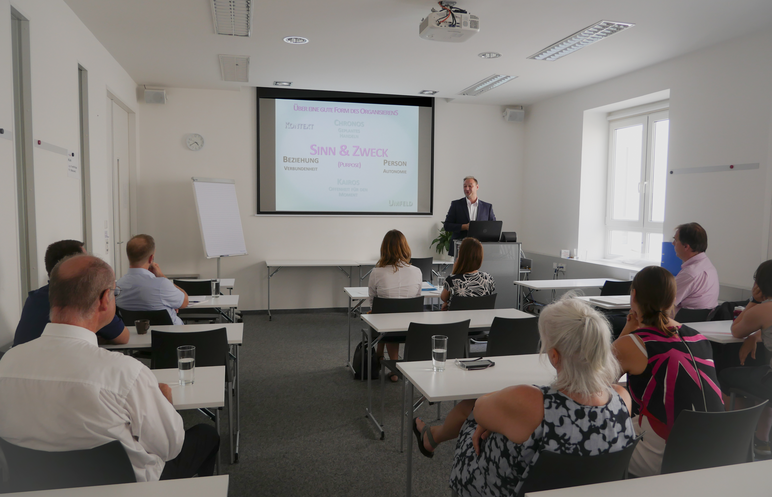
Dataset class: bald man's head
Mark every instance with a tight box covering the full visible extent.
[49,255,115,319]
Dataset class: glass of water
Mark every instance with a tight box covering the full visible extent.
[432,335,448,372]
[177,345,196,385]
[210,280,217,297]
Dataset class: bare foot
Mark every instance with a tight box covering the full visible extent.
[415,417,436,455]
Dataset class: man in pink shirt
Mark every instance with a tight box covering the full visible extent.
[672,222,719,314]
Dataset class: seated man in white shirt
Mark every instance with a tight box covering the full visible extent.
[116,234,189,325]
[0,254,219,482]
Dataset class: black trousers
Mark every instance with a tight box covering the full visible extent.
[160,424,220,479]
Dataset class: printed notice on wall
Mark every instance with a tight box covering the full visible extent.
[67,152,79,178]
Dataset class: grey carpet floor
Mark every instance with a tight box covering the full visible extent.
[187,312,461,496]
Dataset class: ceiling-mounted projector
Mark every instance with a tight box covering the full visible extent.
[419,2,479,43]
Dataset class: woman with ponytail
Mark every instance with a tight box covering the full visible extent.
[413,296,636,496]
[614,266,724,477]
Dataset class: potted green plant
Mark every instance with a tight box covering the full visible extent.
[430,227,453,256]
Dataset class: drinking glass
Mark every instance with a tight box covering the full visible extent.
[177,345,196,385]
[432,335,448,372]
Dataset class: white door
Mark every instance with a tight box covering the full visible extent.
[108,98,131,277]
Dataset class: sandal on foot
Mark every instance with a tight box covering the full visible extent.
[389,374,399,383]
[412,418,437,458]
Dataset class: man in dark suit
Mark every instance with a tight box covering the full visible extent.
[443,176,496,256]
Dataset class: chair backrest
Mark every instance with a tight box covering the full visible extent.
[150,328,229,370]
[404,320,469,361]
[674,308,713,323]
[117,307,174,327]
[486,317,540,356]
[518,438,639,496]
[660,401,768,474]
[600,280,632,296]
[371,296,424,314]
[173,279,219,296]
[0,438,135,492]
[449,293,497,311]
[409,257,433,283]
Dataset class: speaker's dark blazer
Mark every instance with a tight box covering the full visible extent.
[443,198,496,256]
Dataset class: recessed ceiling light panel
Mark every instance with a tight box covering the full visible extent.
[478,52,501,59]
[211,0,253,37]
[458,74,516,96]
[419,90,438,95]
[274,81,292,87]
[283,36,309,45]
[528,20,634,61]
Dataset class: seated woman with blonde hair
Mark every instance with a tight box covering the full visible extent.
[368,229,422,381]
[441,237,495,311]
[414,296,635,496]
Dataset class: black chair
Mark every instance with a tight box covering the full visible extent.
[174,279,222,323]
[380,320,470,450]
[365,297,425,381]
[409,257,433,283]
[151,328,231,467]
[674,308,713,323]
[659,401,768,474]
[600,280,632,296]
[0,438,135,492]
[486,317,540,356]
[448,293,497,311]
[116,307,173,327]
[518,438,640,496]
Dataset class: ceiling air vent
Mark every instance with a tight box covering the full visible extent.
[211,0,253,37]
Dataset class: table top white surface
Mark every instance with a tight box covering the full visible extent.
[151,366,225,410]
[515,278,619,290]
[186,295,239,308]
[344,283,443,300]
[357,259,451,266]
[104,323,244,350]
[0,475,229,497]
[265,260,360,267]
[362,308,533,333]
[687,320,742,344]
[524,459,772,497]
[397,354,556,402]
[576,295,631,310]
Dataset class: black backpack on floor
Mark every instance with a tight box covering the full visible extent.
[352,341,380,380]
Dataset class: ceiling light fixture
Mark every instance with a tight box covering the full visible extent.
[458,74,516,97]
[528,20,634,61]
[419,90,438,95]
[274,81,292,87]
[283,36,309,45]
[211,0,253,37]
[478,52,501,59]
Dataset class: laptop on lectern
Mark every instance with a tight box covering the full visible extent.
[467,221,503,243]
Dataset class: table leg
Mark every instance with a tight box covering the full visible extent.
[406,381,414,497]
[364,326,385,439]
[267,265,272,321]
[215,408,221,474]
[235,344,240,463]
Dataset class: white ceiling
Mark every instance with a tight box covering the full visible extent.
[64,0,772,106]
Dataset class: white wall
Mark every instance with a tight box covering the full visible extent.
[0,0,139,347]
[137,90,525,310]
[522,27,772,289]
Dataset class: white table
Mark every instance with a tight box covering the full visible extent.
[398,355,556,497]
[186,295,239,323]
[515,278,619,309]
[172,278,235,294]
[524,459,772,496]
[265,260,359,320]
[343,283,443,375]
[0,474,229,497]
[688,320,742,344]
[576,295,631,310]
[360,308,533,439]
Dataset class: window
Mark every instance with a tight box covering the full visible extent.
[605,108,669,262]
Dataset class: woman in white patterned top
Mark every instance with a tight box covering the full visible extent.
[441,237,495,311]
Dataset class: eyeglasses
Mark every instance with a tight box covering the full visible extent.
[113,286,122,297]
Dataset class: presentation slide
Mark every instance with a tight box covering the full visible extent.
[274,99,419,212]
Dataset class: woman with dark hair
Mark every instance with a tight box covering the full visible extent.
[441,237,495,310]
[414,297,635,496]
[368,229,422,381]
[613,266,723,476]
[720,260,772,456]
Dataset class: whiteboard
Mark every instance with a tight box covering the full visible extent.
[192,178,248,258]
